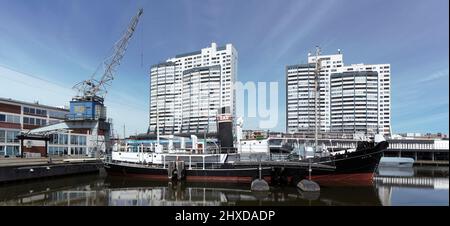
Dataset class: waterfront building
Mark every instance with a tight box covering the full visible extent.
[286,50,391,136]
[149,42,238,135]
[0,97,90,157]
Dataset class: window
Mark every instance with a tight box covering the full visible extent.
[24,116,47,125]
[79,136,86,146]
[71,135,78,145]
[0,130,5,143]
[0,114,5,122]
[50,134,57,144]
[5,146,19,156]
[59,134,65,145]
[0,146,4,156]
[36,109,47,116]
[6,131,19,143]
[6,115,20,124]
[63,134,68,145]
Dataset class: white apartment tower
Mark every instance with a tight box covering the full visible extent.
[286,50,391,136]
[150,43,238,135]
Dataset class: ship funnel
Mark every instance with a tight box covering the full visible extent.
[217,107,233,149]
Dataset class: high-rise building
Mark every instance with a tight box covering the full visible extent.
[330,71,379,134]
[181,66,222,134]
[286,51,391,136]
[149,62,178,134]
[149,43,238,135]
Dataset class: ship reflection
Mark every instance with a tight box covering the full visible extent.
[0,174,382,206]
[3,168,446,206]
[103,176,381,206]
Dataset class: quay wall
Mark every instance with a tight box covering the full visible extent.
[0,158,102,183]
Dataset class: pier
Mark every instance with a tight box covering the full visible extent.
[384,139,449,166]
[0,157,102,183]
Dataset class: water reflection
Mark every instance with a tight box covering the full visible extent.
[375,166,449,206]
[0,175,107,206]
[0,167,447,206]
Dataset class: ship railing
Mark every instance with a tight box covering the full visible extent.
[270,153,290,161]
[218,147,238,154]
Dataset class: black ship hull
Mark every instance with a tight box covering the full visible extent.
[104,162,272,184]
[105,141,388,186]
[296,141,389,186]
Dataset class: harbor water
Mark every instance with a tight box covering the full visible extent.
[0,166,447,206]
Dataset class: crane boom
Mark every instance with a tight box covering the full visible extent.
[73,8,143,104]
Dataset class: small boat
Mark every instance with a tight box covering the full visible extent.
[378,157,414,168]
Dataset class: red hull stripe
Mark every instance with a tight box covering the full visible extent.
[107,172,271,184]
[108,172,169,181]
[186,176,252,183]
[310,173,374,186]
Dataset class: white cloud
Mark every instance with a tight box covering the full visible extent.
[418,69,449,83]
[268,0,337,62]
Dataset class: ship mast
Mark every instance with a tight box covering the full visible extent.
[314,46,322,153]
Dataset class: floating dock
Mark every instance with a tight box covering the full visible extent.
[0,157,103,183]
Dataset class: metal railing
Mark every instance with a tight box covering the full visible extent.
[270,153,290,161]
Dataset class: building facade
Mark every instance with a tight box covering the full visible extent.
[286,63,317,132]
[330,71,379,134]
[181,66,221,134]
[149,62,179,134]
[286,51,391,136]
[0,97,90,157]
[149,42,238,135]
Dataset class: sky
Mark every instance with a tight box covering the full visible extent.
[0,0,448,137]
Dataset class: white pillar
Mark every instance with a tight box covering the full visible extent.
[68,131,71,155]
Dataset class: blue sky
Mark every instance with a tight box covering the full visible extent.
[0,0,448,136]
